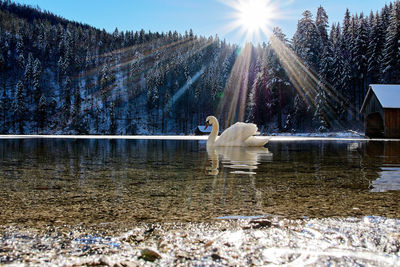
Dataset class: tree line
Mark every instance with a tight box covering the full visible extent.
[0,0,399,134]
[247,1,400,132]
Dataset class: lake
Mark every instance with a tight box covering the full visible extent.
[1,137,400,266]
[1,138,399,229]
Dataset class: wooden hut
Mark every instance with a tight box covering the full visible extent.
[360,84,400,138]
[195,125,212,135]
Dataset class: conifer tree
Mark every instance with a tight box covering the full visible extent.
[14,81,25,134]
[109,102,116,134]
[316,6,329,72]
[24,53,33,102]
[316,6,329,45]
[293,10,320,70]
[367,12,384,84]
[0,95,5,133]
[37,94,47,131]
[33,58,42,104]
[16,36,25,70]
[352,14,368,107]
[71,86,82,132]
[61,76,72,126]
[381,1,400,83]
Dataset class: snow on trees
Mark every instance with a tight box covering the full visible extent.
[0,0,399,134]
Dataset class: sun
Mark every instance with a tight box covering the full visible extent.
[237,0,273,33]
[221,0,282,43]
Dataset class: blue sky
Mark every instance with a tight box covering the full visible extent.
[14,0,389,45]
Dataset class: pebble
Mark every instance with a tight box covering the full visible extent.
[139,248,162,262]
[1,217,400,266]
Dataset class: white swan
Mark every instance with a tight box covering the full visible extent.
[205,116,270,147]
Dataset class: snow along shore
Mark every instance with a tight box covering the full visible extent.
[0,134,399,142]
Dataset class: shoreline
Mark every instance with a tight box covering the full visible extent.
[2,134,399,142]
[1,215,399,266]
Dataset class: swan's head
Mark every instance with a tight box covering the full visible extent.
[205,116,217,130]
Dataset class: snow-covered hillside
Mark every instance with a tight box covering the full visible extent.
[0,1,399,135]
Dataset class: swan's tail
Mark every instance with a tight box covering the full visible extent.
[245,136,270,147]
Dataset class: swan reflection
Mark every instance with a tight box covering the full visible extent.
[207,146,272,175]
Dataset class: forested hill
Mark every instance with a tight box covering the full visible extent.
[0,0,399,134]
[0,0,237,134]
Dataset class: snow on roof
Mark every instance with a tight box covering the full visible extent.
[197,125,212,133]
[361,84,400,111]
[370,84,400,108]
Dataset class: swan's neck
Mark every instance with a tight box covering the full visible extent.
[208,120,219,146]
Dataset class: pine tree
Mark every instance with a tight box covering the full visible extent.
[100,62,113,106]
[0,95,5,133]
[33,58,42,105]
[316,6,329,69]
[71,86,82,132]
[352,14,369,110]
[14,81,25,134]
[381,1,400,83]
[330,23,343,89]
[329,23,347,121]
[37,94,47,131]
[340,58,352,121]
[342,8,353,58]
[109,102,117,134]
[0,34,8,96]
[292,94,307,131]
[48,96,57,126]
[24,53,33,100]
[162,89,171,133]
[313,95,324,131]
[57,55,64,82]
[61,76,72,126]
[293,10,320,70]
[341,10,357,120]
[367,11,384,84]
[316,6,329,45]
[380,4,391,33]
[16,36,25,70]
[268,27,291,131]
[250,71,270,126]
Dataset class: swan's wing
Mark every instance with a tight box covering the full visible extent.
[245,136,270,147]
[216,122,258,146]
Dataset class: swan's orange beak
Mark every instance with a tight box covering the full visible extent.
[204,122,209,130]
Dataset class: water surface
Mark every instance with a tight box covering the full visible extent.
[0,138,399,230]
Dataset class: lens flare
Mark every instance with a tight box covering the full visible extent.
[220,0,283,43]
[238,0,273,33]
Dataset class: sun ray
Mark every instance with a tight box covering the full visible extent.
[219,0,284,43]
[217,44,253,128]
[269,35,354,129]
[61,37,219,123]
[48,34,219,125]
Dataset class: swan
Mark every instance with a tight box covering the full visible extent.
[204,116,270,147]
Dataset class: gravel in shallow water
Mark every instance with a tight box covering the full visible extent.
[1,216,399,266]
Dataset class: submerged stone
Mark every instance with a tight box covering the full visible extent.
[139,248,162,262]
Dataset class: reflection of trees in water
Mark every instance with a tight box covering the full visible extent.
[0,139,204,193]
[0,139,396,192]
[1,139,400,225]
[365,141,400,192]
[267,141,382,190]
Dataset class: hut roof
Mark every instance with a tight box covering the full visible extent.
[361,84,400,112]
[196,125,212,133]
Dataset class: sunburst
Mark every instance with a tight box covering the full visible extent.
[221,0,282,43]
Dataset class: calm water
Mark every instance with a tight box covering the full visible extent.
[0,138,400,230]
